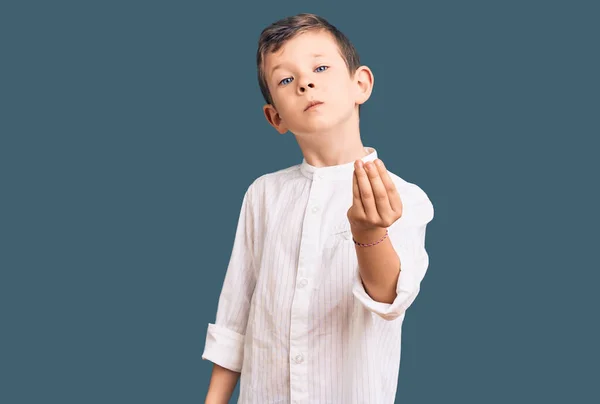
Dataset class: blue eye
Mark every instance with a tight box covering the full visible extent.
[278,66,329,86]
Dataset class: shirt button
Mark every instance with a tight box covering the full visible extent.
[294,354,304,363]
[312,205,320,213]
[298,278,308,288]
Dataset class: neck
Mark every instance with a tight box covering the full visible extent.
[295,109,366,167]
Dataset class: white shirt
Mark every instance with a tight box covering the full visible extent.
[202,147,434,404]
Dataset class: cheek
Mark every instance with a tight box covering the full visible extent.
[330,80,353,100]
[333,86,356,109]
[271,95,291,116]
[279,102,296,118]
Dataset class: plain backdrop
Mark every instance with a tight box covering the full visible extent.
[1,1,598,403]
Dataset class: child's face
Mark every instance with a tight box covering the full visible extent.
[262,30,371,136]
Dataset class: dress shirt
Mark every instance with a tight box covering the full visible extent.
[202,146,434,403]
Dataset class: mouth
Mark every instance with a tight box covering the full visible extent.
[304,101,324,111]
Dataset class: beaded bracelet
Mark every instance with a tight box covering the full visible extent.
[352,229,388,247]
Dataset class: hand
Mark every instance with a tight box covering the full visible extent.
[347,159,403,234]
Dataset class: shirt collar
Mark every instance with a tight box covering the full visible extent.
[300,147,378,181]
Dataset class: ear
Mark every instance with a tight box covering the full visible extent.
[353,66,374,105]
[263,104,288,135]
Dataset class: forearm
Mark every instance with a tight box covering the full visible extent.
[205,363,241,404]
[352,226,401,304]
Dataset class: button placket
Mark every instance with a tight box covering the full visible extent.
[289,171,323,404]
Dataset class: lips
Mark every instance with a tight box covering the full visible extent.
[304,101,324,111]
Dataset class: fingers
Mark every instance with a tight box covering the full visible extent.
[364,160,393,216]
[355,159,390,220]
[352,168,364,213]
[374,159,403,214]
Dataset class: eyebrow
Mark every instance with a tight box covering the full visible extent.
[270,53,326,78]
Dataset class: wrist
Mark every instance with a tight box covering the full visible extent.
[350,226,388,245]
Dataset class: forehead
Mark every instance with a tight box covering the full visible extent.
[264,30,342,74]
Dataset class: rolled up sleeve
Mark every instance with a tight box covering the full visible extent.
[202,323,246,371]
[353,183,434,321]
[202,186,257,371]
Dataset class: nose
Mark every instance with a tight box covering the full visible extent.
[297,80,315,94]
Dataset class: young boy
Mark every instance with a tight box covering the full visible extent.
[202,13,434,404]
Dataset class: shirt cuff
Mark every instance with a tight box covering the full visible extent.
[352,251,422,321]
[202,323,245,372]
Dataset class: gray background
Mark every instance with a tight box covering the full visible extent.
[1,0,598,403]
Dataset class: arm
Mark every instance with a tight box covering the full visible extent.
[351,225,400,304]
[349,159,434,320]
[205,363,241,404]
[202,185,257,395]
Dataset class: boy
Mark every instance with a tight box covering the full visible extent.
[202,13,434,404]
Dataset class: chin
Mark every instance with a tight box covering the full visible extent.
[290,112,347,134]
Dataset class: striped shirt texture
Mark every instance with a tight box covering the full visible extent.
[202,147,435,403]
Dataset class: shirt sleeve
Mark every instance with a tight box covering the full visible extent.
[202,185,257,372]
[352,183,434,321]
